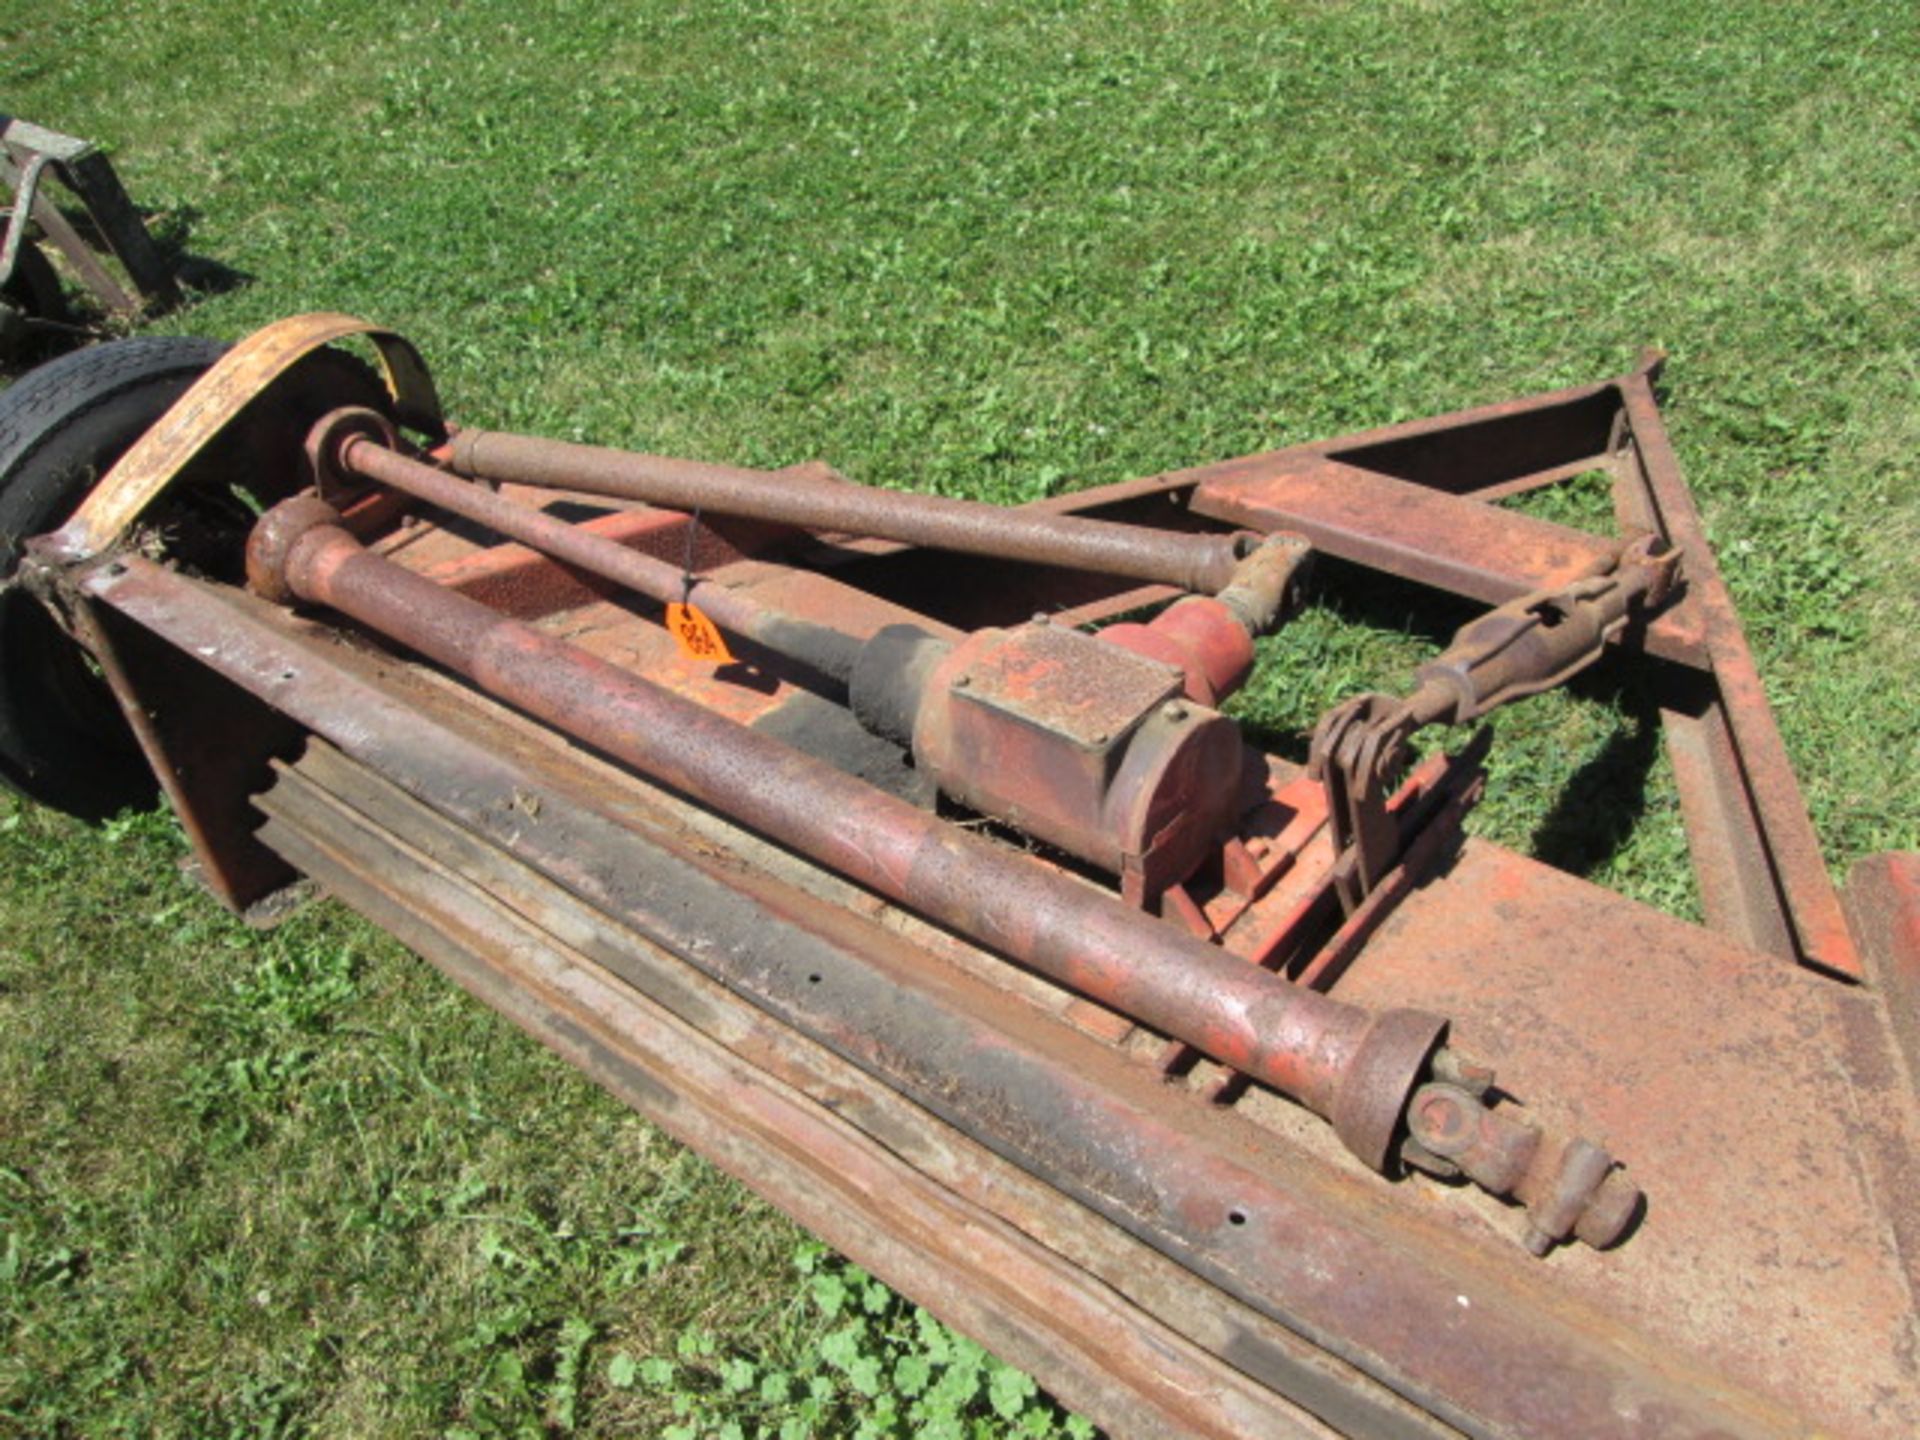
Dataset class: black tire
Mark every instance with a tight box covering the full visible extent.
[0,335,387,817]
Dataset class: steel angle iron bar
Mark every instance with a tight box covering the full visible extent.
[243,492,1642,1254]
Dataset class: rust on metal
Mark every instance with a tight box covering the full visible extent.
[1159,353,1858,977]
[447,425,1258,593]
[1846,852,1920,1083]
[249,750,1324,1440]
[69,558,1816,1437]
[1310,539,1681,910]
[238,495,1642,1251]
[16,310,1917,1437]
[1099,531,1311,705]
[338,422,1279,899]
[903,617,1245,897]
[327,421,862,682]
[1611,370,1863,978]
[243,499,1450,1166]
[48,312,444,560]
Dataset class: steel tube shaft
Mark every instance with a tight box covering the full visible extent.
[338,434,862,681]
[446,427,1254,594]
[247,496,1445,1172]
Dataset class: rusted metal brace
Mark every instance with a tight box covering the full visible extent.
[444,425,1260,594]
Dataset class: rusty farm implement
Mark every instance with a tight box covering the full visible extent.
[1,314,1914,1438]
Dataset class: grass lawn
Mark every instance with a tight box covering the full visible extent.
[3,1,1917,1435]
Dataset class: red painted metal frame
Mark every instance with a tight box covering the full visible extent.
[23,348,1919,1438]
[57,544,1920,1438]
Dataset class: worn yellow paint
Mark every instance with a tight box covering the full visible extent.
[50,312,443,560]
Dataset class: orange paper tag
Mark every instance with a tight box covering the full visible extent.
[666,602,735,664]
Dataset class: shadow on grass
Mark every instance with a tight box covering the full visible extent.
[1,201,251,378]
[1527,669,1665,880]
[145,202,250,298]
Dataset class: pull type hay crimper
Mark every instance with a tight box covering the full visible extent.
[4,314,1916,1439]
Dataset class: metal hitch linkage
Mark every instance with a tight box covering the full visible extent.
[1312,536,1682,910]
[245,491,1642,1253]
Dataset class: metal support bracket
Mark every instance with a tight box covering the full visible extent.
[1,114,179,315]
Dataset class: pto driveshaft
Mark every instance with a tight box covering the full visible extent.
[246,493,1438,1172]
[445,426,1255,593]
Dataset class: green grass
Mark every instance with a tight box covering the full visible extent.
[4,0,1918,1434]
